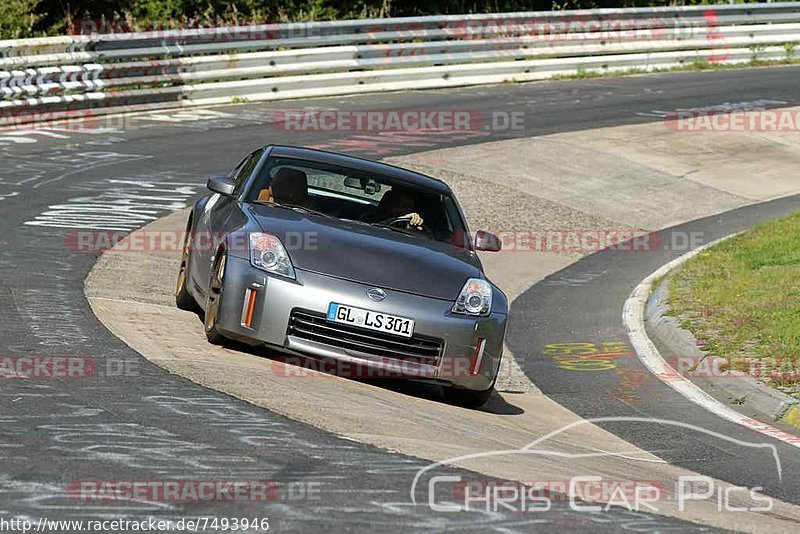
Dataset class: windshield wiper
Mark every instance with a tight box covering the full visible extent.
[252,200,332,218]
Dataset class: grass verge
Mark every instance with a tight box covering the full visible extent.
[667,210,800,398]
[551,56,800,81]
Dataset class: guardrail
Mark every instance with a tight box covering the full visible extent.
[2,2,800,125]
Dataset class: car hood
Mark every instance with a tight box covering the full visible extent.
[247,204,482,300]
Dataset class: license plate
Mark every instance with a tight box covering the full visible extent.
[327,303,414,338]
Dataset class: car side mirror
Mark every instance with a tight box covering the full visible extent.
[207,175,236,196]
[474,230,502,252]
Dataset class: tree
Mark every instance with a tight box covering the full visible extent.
[1,0,44,38]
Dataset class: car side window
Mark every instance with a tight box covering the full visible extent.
[233,149,264,195]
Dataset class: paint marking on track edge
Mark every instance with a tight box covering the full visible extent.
[622,233,800,449]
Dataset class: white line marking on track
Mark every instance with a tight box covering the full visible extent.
[3,130,70,138]
[622,235,800,449]
[0,136,37,144]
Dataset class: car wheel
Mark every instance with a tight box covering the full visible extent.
[443,384,494,409]
[176,230,199,312]
[204,252,229,345]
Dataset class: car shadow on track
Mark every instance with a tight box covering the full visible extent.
[209,332,524,415]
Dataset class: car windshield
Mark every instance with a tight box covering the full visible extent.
[246,156,467,245]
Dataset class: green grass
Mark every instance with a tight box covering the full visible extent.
[667,211,800,395]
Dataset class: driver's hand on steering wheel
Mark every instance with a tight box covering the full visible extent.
[403,212,424,229]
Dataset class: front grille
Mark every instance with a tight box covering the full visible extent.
[287,309,443,367]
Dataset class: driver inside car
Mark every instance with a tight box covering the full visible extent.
[362,188,425,229]
[257,167,310,206]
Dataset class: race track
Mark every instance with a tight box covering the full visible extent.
[3,66,800,532]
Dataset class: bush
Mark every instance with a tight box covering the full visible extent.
[0,0,790,39]
[0,0,43,39]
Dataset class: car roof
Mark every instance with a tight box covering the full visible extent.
[265,145,453,195]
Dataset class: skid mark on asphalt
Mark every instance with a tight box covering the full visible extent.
[0,128,128,149]
[545,271,608,287]
[10,288,97,350]
[145,394,363,458]
[127,108,280,134]
[136,109,238,124]
[24,176,198,231]
[309,130,493,158]
[2,151,145,189]
[31,155,154,191]
[635,99,790,118]
[40,422,262,473]
[0,109,244,151]
[0,478,172,518]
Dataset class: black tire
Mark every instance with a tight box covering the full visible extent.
[443,385,494,409]
[175,229,199,312]
[204,252,229,346]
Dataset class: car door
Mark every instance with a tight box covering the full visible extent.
[192,148,264,298]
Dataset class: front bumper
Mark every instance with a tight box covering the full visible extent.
[216,255,507,391]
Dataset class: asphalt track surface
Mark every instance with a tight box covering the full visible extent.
[2,65,800,531]
[507,195,800,503]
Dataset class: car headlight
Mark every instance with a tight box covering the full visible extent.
[452,278,492,316]
[249,232,295,279]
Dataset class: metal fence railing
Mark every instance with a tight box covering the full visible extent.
[2,2,800,125]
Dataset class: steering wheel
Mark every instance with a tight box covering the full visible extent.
[380,215,432,236]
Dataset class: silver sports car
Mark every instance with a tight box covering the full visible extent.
[176,145,507,407]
